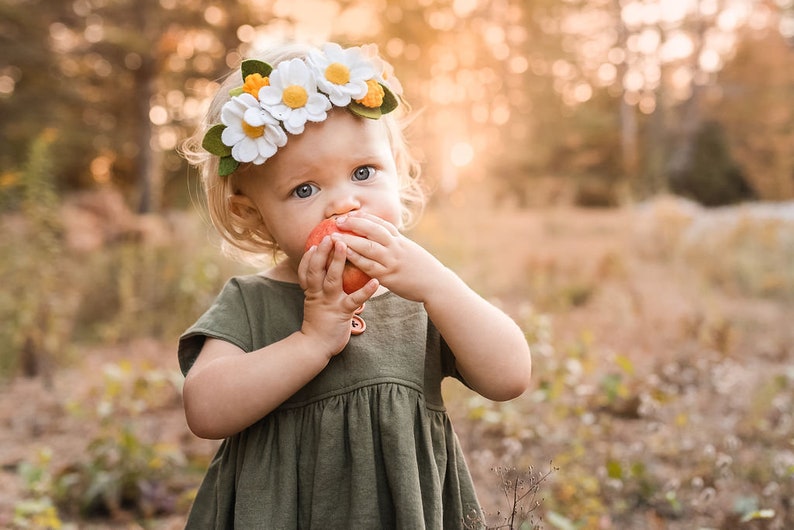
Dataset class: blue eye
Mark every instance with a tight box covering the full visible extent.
[352,166,375,181]
[293,183,318,199]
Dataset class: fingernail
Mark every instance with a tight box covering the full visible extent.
[336,215,347,224]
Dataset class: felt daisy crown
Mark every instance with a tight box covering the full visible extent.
[201,43,401,177]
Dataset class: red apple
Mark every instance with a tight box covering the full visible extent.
[304,218,372,294]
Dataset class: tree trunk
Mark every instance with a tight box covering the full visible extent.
[134,0,161,214]
[615,0,639,193]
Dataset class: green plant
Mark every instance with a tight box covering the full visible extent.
[12,448,64,530]
[0,129,78,381]
[67,221,251,345]
[55,361,187,519]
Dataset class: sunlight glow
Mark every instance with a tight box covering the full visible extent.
[623,70,645,92]
[660,31,694,62]
[84,18,104,44]
[781,14,794,38]
[237,24,256,43]
[271,0,340,42]
[427,9,457,31]
[700,0,719,16]
[561,81,594,107]
[158,127,178,150]
[636,28,661,55]
[638,94,656,114]
[0,75,15,97]
[599,0,758,106]
[508,55,529,74]
[452,0,478,18]
[90,154,113,184]
[699,49,722,72]
[149,105,168,126]
[596,63,617,85]
[450,142,474,168]
[204,6,225,25]
[491,100,511,125]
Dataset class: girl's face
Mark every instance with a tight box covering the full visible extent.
[235,109,403,277]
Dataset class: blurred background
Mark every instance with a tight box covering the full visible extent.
[1,0,793,528]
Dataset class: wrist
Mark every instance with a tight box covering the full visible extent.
[297,324,348,361]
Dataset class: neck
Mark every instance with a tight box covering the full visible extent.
[262,261,300,284]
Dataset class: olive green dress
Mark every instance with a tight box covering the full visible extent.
[178,275,483,529]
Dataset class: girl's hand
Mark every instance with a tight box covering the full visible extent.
[333,213,444,303]
[298,234,378,357]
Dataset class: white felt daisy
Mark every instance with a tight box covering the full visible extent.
[307,43,377,107]
[258,58,331,135]
[220,93,287,164]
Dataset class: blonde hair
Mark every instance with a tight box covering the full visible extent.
[180,41,425,263]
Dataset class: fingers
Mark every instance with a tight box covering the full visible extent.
[336,213,398,244]
[300,235,375,309]
[298,241,319,290]
[347,277,380,307]
[333,214,398,266]
[300,235,334,290]
[326,241,379,310]
[324,239,347,292]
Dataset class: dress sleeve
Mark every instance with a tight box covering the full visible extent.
[435,323,473,388]
[177,278,253,376]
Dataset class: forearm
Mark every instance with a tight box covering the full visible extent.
[182,332,331,439]
[424,268,532,401]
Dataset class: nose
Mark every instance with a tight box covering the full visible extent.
[325,185,361,218]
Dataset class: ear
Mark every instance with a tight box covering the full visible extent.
[228,194,264,229]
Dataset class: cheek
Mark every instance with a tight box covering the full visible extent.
[368,189,402,227]
[258,213,307,256]
[374,173,404,220]
[387,184,406,222]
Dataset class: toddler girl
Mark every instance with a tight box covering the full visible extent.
[179,40,531,529]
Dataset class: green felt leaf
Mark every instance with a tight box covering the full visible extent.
[202,124,231,157]
[218,156,239,177]
[348,101,382,120]
[347,83,399,120]
[380,83,399,115]
[241,59,272,81]
[229,86,244,97]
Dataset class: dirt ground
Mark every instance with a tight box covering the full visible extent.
[1,202,792,528]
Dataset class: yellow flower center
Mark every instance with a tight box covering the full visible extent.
[282,85,308,109]
[325,62,351,85]
[243,73,270,98]
[355,79,384,108]
[242,120,265,139]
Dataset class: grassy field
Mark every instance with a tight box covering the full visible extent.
[1,192,793,529]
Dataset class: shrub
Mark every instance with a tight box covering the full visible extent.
[669,120,755,207]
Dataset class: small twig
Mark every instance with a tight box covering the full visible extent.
[486,461,557,530]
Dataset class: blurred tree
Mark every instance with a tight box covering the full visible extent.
[668,120,754,205]
[2,0,792,213]
[0,0,75,193]
[490,0,627,206]
[710,26,794,200]
[543,0,785,205]
[53,0,264,212]
[0,0,260,212]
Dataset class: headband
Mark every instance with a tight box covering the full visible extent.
[201,43,401,177]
